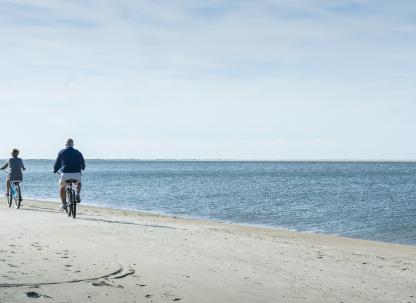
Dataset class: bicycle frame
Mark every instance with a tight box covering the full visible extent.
[8,180,22,209]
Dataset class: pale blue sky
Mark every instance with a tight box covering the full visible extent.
[1,0,415,159]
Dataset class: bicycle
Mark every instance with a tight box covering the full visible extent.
[7,179,22,209]
[2,169,23,209]
[64,179,78,219]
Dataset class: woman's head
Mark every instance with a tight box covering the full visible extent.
[11,148,19,157]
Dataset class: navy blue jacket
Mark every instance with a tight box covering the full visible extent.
[53,147,85,173]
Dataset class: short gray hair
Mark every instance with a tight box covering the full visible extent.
[66,138,74,147]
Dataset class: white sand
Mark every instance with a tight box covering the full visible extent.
[0,199,415,303]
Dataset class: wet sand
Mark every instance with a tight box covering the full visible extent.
[0,199,415,303]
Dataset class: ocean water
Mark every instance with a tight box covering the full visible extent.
[4,160,416,245]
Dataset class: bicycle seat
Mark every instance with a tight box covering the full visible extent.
[11,180,21,184]
[65,179,78,184]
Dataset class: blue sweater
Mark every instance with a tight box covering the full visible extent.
[53,147,85,173]
[1,157,26,181]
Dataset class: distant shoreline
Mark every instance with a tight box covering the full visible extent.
[19,159,416,163]
[22,197,416,247]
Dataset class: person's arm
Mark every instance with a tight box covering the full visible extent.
[53,152,62,173]
[79,152,86,171]
[0,160,9,170]
[21,159,26,171]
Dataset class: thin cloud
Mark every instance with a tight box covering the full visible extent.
[0,0,415,159]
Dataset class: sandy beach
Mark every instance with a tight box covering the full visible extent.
[0,199,415,303]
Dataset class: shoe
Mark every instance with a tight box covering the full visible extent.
[75,193,81,203]
[59,204,67,211]
[4,193,9,197]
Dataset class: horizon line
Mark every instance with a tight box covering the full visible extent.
[16,158,416,163]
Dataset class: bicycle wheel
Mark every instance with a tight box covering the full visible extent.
[14,184,21,209]
[66,189,72,216]
[7,193,12,207]
[71,190,76,219]
[7,184,13,207]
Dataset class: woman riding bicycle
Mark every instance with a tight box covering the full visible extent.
[1,148,26,197]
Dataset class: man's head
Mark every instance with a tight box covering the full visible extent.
[11,148,19,157]
[66,138,74,147]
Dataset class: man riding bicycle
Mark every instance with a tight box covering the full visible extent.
[53,139,85,209]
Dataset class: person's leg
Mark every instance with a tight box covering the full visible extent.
[5,178,10,195]
[60,186,66,204]
[58,174,66,208]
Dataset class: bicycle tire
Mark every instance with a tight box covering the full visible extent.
[15,184,21,209]
[7,194,12,207]
[71,190,76,219]
[7,184,12,207]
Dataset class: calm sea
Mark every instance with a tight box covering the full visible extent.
[5,160,416,245]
